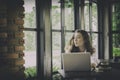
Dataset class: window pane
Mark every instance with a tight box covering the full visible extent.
[91,33,98,58]
[23,0,36,79]
[52,0,61,30]
[84,4,90,31]
[23,31,37,77]
[65,0,74,30]
[52,32,61,71]
[24,31,36,67]
[24,0,36,28]
[112,3,120,57]
[112,3,120,31]
[84,3,98,32]
[113,34,120,56]
[65,32,73,45]
[92,3,98,32]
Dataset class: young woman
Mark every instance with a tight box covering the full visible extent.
[65,29,99,68]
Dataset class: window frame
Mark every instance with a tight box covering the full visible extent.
[35,0,108,79]
[110,2,120,58]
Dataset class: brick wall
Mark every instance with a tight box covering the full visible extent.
[0,0,25,79]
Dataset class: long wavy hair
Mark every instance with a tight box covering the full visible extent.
[65,29,95,55]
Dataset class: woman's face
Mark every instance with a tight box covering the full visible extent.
[73,32,84,47]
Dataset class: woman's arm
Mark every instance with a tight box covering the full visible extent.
[91,53,100,68]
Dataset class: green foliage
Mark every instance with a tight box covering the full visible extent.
[24,11,36,28]
[113,47,120,56]
[52,74,61,80]
[65,0,73,8]
[24,66,61,80]
[53,65,60,72]
[24,67,37,79]
[52,65,61,80]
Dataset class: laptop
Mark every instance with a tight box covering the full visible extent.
[62,52,91,72]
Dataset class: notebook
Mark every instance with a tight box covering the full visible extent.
[62,52,91,72]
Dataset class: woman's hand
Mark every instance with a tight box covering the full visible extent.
[91,63,96,68]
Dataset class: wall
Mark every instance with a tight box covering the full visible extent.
[0,0,25,79]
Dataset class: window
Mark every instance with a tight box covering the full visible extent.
[84,1,98,58]
[52,1,74,79]
[112,3,120,57]
[52,0,99,75]
[52,0,75,72]
[64,0,74,46]
[23,0,120,79]
[23,0,37,78]
[22,0,100,79]
[64,0,74,30]
[52,0,61,72]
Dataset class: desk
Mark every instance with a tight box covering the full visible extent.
[58,69,120,80]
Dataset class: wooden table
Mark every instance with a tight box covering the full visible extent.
[58,68,120,80]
